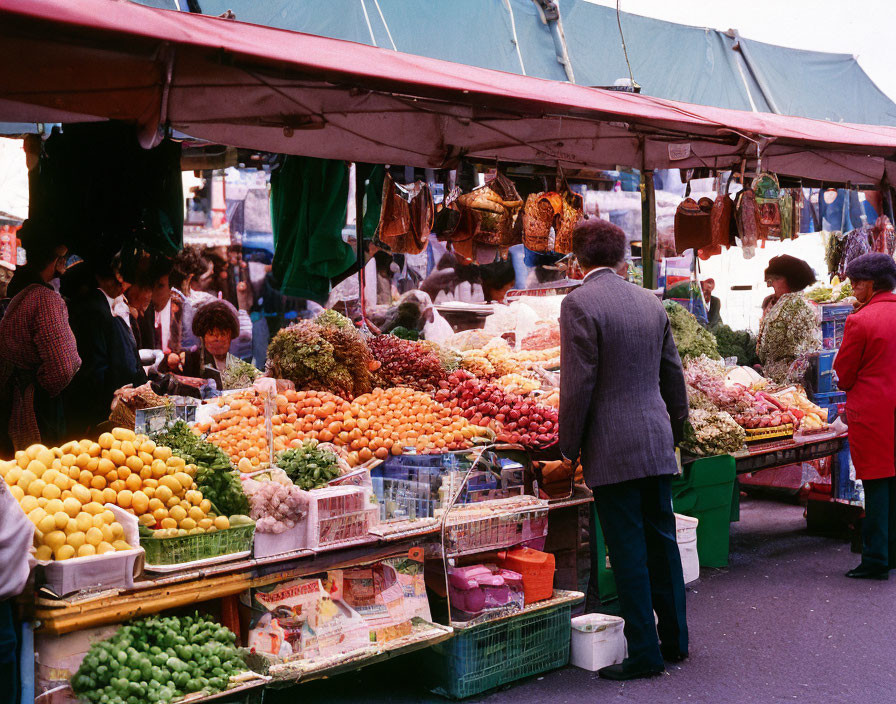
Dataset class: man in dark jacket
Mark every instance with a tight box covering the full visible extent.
[560,219,689,681]
[66,257,147,435]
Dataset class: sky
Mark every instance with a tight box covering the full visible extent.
[585,0,896,102]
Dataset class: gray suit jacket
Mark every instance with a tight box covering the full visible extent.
[559,269,688,488]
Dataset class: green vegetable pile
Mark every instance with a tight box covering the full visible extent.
[804,284,834,303]
[681,409,746,457]
[712,324,759,367]
[70,613,246,704]
[315,308,353,329]
[663,300,721,361]
[220,358,261,390]
[153,421,249,516]
[267,313,374,399]
[805,281,853,303]
[277,440,342,489]
[390,326,421,341]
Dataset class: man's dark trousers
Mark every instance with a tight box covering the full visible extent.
[592,474,688,669]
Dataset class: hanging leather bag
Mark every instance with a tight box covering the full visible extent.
[673,184,713,254]
[375,173,434,255]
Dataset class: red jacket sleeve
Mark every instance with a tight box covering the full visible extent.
[833,315,865,391]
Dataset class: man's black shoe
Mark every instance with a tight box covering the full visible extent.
[660,647,688,663]
[846,564,889,580]
[598,662,665,681]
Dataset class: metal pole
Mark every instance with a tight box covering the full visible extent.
[640,168,657,289]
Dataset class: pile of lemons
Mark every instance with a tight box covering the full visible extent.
[1,427,226,560]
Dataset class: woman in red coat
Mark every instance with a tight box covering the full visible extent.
[833,252,896,580]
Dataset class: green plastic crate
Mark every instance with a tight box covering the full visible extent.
[141,524,255,565]
[671,455,736,568]
[421,601,571,699]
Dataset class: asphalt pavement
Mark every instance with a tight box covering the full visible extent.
[274,497,895,704]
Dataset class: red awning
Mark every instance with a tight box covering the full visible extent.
[2,0,896,182]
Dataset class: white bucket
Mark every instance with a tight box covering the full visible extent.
[569,613,626,671]
[675,513,699,584]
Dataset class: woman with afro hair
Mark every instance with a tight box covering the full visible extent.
[159,299,241,392]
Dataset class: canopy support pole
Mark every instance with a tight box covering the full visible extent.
[640,168,657,289]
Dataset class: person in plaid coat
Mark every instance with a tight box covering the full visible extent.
[0,223,80,452]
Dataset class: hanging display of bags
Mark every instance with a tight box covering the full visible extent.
[673,195,713,255]
[458,171,524,247]
[376,173,434,255]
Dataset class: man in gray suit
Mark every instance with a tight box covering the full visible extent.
[560,219,689,680]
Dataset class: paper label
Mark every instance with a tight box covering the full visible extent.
[668,143,692,161]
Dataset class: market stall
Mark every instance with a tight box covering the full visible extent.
[4,2,896,703]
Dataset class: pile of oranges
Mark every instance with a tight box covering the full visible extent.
[198,390,271,471]
[268,387,488,466]
[349,387,485,459]
[270,389,352,456]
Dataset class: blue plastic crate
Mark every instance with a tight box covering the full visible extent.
[806,351,839,396]
[831,441,859,501]
[820,303,853,321]
[421,601,572,699]
[812,391,847,422]
[820,318,847,350]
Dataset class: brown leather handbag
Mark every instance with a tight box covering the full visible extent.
[554,190,584,254]
[376,174,434,255]
[674,195,713,254]
[699,181,735,260]
[458,172,524,247]
[523,191,563,252]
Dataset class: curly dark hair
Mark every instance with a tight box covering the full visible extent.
[170,245,206,291]
[192,299,240,339]
[846,252,896,292]
[764,255,816,292]
[572,219,627,269]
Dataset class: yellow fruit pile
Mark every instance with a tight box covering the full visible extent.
[2,444,131,561]
[1,427,220,559]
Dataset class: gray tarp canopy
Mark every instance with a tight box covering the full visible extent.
[149,0,896,127]
[3,0,896,187]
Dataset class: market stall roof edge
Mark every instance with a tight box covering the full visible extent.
[2,0,896,183]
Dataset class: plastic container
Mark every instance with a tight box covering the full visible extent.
[832,441,859,501]
[821,318,847,350]
[440,498,550,556]
[253,522,306,559]
[819,303,853,321]
[448,565,525,615]
[304,485,377,550]
[815,391,847,423]
[675,514,700,584]
[140,523,255,566]
[39,505,143,597]
[496,547,555,605]
[671,455,736,568]
[421,600,572,698]
[569,613,626,671]
[807,350,839,397]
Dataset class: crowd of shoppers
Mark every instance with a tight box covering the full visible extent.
[0,225,264,452]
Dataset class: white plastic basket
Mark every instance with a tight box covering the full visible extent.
[675,513,699,585]
[38,504,143,597]
[569,613,626,671]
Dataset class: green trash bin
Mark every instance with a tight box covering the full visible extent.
[589,502,617,603]
[671,455,737,568]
